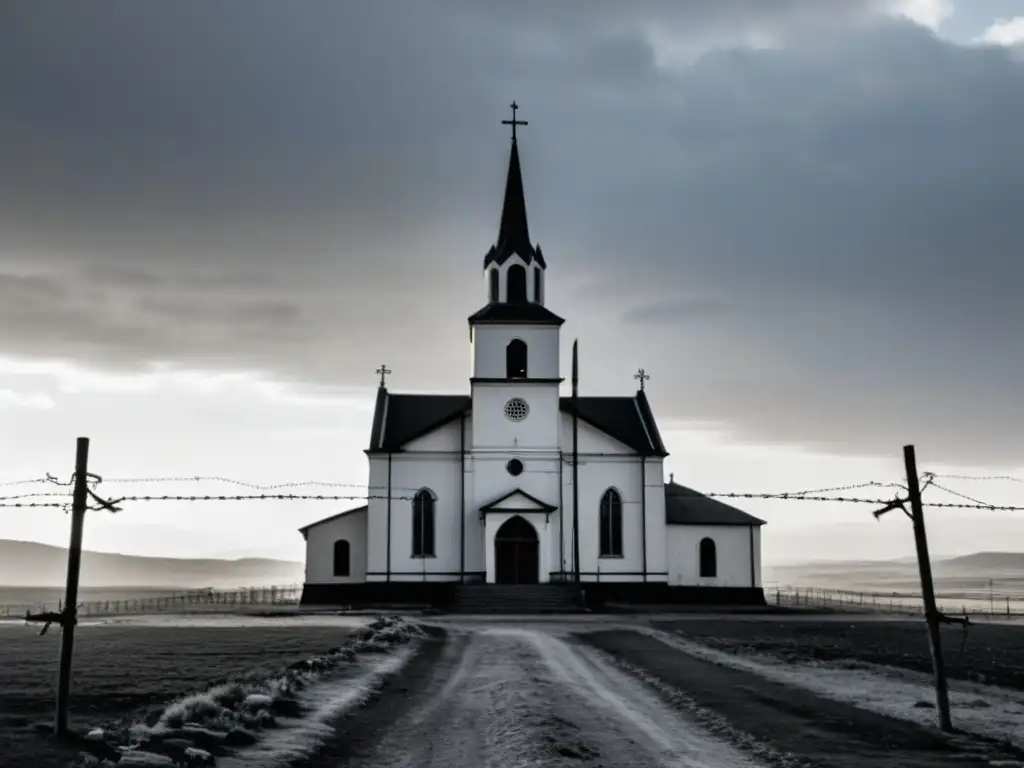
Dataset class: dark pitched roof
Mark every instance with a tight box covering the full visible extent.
[664,482,766,526]
[560,393,668,456]
[468,301,565,326]
[298,505,368,539]
[367,391,470,452]
[483,138,546,269]
[367,391,666,457]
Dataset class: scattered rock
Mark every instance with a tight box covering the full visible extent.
[89,616,422,763]
[184,746,215,766]
[117,750,176,766]
[242,693,274,711]
[224,727,258,747]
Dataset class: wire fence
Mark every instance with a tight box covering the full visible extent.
[2,462,1024,626]
[769,584,1024,619]
[0,584,301,620]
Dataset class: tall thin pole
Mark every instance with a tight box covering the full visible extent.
[904,444,952,732]
[386,453,392,583]
[558,447,565,582]
[56,437,89,735]
[459,412,466,584]
[571,340,580,584]
[640,457,647,582]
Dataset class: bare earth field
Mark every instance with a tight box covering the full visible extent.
[4,614,1024,767]
[650,616,1024,690]
[0,616,366,768]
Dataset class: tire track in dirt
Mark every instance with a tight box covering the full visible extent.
[347,626,760,768]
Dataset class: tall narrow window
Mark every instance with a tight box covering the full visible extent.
[507,264,527,302]
[533,267,543,304]
[599,488,623,557]
[506,339,528,378]
[412,489,436,557]
[699,537,717,578]
[489,268,499,302]
[333,539,350,577]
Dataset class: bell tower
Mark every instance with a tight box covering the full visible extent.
[468,104,565,450]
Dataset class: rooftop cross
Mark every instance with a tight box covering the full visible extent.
[634,368,650,392]
[375,364,392,388]
[501,101,528,141]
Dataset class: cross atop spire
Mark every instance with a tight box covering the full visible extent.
[501,101,528,142]
[484,102,546,270]
[634,368,650,392]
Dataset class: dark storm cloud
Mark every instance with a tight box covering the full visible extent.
[2,0,1022,465]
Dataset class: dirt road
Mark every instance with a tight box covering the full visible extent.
[296,621,1024,768]
[308,626,761,767]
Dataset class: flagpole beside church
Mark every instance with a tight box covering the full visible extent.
[572,339,580,585]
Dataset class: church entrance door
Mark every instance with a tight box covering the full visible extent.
[494,515,539,585]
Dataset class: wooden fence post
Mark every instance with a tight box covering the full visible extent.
[53,438,90,735]
[903,444,953,733]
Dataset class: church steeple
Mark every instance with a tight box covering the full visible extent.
[468,103,564,379]
[483,102,546,272]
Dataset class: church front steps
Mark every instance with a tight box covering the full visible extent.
[450,584,586,614]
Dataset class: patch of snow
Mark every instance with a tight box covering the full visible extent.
[217,647,415,768]
[637,626,1024,750]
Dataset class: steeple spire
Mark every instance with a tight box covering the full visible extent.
[497,137,531,259]
[484,102,546,269]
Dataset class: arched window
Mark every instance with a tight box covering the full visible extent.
[333,539,350,577]
[506,339,528,378]
[699,537,717,578]
[599,488,623,557]
[533,267,543,304]
[412,489,435,557]
[488,268,499,302]
[507,264,527,302]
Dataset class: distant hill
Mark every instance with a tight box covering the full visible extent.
[940,552,1024,570]
[0,539,304,588]
[764,551,1024,593]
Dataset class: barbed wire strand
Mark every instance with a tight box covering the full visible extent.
[2,490,1024,511]
[96,476,427,492]
[927,481,998,510]
[926,472,1024,485]
[790,481,907,496]
[0,476,60,487]
[55,473,915,497]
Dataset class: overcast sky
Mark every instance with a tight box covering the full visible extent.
[2,0,1023,567]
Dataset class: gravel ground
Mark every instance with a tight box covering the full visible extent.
[649,617,1024,690]
[0,618,361,768]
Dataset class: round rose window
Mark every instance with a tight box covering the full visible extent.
[504,397,529,422]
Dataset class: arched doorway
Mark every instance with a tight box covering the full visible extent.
[494,515,539,585]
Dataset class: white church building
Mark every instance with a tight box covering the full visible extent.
[300,109,765,609]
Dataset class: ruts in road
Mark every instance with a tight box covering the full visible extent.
[305,624,1022,768]
[315,626,759,768]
